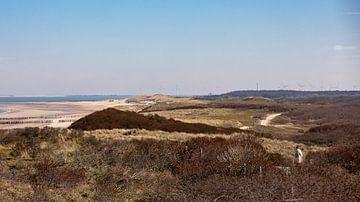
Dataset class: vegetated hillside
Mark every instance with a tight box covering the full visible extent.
[205,90,360,99]
[69,108,241,134]
[283,97,360,146]
[0,128,359,201]
[286,96,360,125]
[142,97,289,113]
[292,124,360,146]
[207,97,289,112]
[127,94,197,103]
[288,95,360,105]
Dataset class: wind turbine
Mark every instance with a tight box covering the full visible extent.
[278,83,288,90]
[297,84,305,91]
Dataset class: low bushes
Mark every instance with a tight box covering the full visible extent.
[69,108,242,134]
[218,143,270,176]
[307,144,360,174]
[1,127,359,201]
[292,124,360,146]
[29,157,85,188]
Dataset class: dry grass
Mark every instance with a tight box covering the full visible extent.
[0,179,34,200]
[88,129,328,164]
[1,96,359,200]
[128,94,207,105]
[85,128,246,142]
[252,125,311,140]
[1,127,359,201]
[144,108,266,128]
[259,137,327,159]
[113,104,147,112]
[0,144,13,158]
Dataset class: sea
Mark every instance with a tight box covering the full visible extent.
[0,95,130,104]
[0,109,9,114]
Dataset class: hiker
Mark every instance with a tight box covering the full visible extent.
[294,146,303,163]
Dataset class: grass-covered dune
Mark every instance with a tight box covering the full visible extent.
[1,96,360,200]
[69,108,242,134]
[0,127,359,201]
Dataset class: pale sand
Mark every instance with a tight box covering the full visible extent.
[0,99,133,129]
[259,113,282,126]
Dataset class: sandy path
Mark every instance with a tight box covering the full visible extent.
[260,113,282,126]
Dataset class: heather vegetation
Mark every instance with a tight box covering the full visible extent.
[1,96,359,200]
[1,126,359,201]
[282,97,360,146]
[210,90,360,99]
[143,96,289,113]
[69,108,243,134]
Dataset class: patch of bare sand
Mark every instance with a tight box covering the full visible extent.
[0,99,133,129]
[260,113,282,126]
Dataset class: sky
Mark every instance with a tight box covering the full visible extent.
[0,0,359,96]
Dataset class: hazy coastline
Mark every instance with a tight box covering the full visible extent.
[0,95,130,103]
[0,109,11,114]
[0,98,133,129]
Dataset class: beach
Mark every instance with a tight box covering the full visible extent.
[0,99,132,129]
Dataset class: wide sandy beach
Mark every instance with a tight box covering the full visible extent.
[0,99,132,129]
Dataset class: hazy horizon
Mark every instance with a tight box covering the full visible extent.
[1,0,359,96]
[2,89,360,98]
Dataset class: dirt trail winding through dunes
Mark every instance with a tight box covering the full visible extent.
[260,113,282,126]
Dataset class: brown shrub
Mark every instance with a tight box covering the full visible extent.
[286,97,360,125]
[69,108,242,134]
[307,145,360,173]
[218,144,269,176]
[169,137,278,182]
[2,127,360,201]
[292,124,360,146]
[29,157,85,188]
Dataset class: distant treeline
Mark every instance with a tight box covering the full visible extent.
[204,90,360,99]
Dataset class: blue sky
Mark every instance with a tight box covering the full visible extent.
[0,0,359,96]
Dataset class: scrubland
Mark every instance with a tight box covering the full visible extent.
[0,95,359,201]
